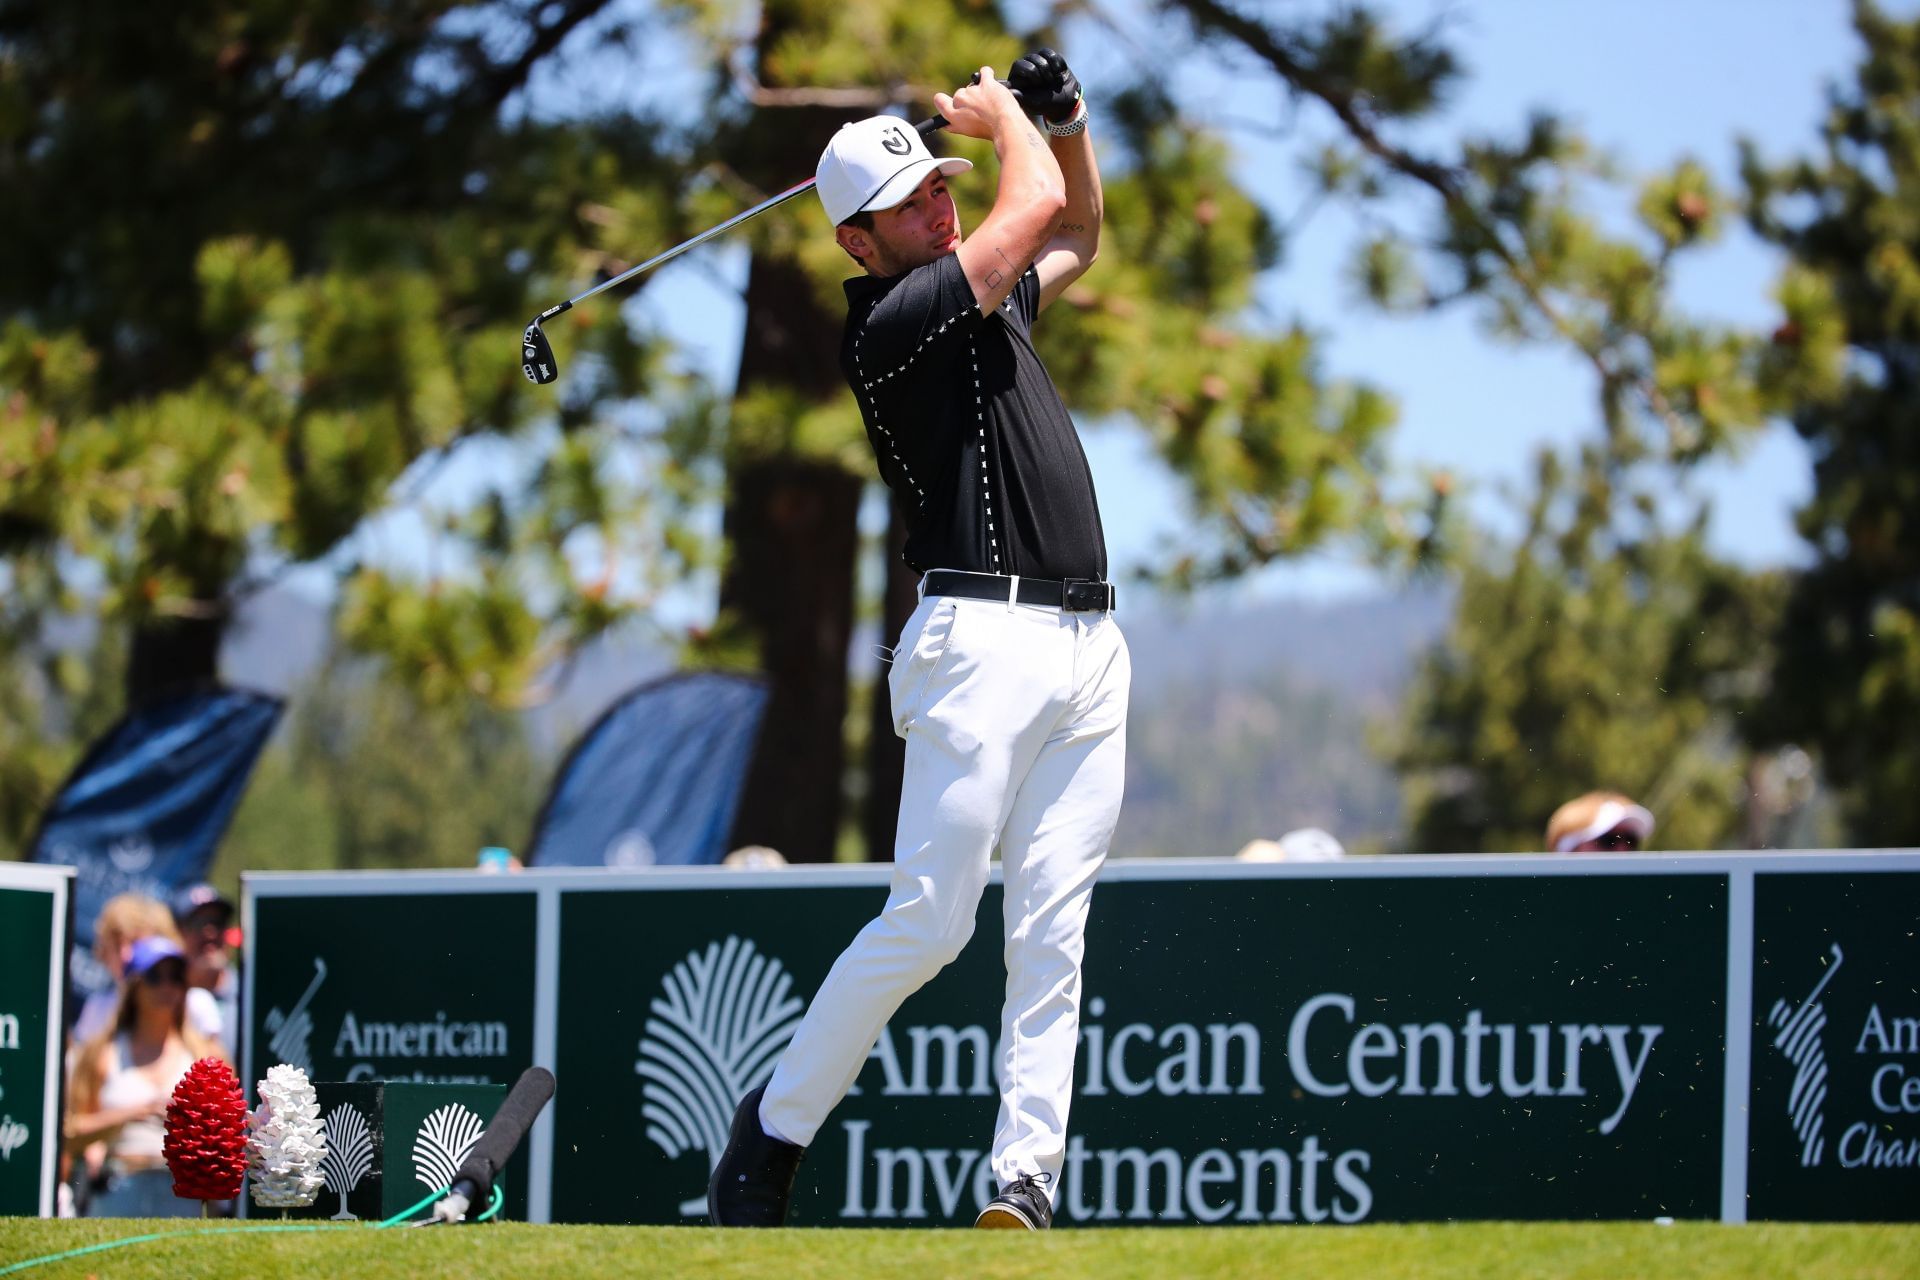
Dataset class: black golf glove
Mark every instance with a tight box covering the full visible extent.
[1008,47,1082,124]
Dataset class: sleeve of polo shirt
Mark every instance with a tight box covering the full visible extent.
[1011,264,1041,329]
[852,254,980,390]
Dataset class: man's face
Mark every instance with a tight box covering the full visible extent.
[1572,828,1641,853]
[183,906,232,982]
[840,170,962,276]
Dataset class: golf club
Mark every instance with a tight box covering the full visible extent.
[521,81,1019,385]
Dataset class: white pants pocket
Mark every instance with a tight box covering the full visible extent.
[887,598,961,737]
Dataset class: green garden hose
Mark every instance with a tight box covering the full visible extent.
[0,1183,509,1276]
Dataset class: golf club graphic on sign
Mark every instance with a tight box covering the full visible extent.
[266,957,328,1075]
[1767,943,1844,1168]
[319,1103,375,1220]
[413,1103,487,1193]
[636,936,805,1215]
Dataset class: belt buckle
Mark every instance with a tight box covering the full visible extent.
[1062,579,1105,612]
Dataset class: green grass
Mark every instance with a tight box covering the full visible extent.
[2,1219,1917,1279]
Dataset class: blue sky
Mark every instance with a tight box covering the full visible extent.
[610,1,1888,604]
[347,1,1889,618]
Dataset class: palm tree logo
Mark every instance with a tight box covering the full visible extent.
[1766,943,1844,1168]
[319,1103,375,1220]
[413,1103,487,1194]
[635,936,805,1216]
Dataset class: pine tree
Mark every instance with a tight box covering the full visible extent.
[1392,448,1781,852]
[0,1,699,715]
[1743,0,1920,844]
[6,1,1797,865]
[644,2,1406,858]
[1145,1,1798,851]
[213,657,543,876]
[2,1,1416,864]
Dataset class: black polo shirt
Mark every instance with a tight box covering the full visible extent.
[841,253,1107,582]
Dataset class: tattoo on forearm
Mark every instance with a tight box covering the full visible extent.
[1024,129,1045,152]
[984,246,1015,291]
[1058,221,1086,234]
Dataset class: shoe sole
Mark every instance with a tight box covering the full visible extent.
[974,1204,1039,1229]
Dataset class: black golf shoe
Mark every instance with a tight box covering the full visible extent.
[975,1172,1054,1229]
[707,1085,805,1227]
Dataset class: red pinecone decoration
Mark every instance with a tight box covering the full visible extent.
[163,1057,249,1200]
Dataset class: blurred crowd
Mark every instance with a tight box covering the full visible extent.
[59,885,239,1218]
[1236,789,1657,862]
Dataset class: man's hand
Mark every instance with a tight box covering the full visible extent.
[1007,47,1082,124]
[944,64,1066,315]
[934,67,1028,142]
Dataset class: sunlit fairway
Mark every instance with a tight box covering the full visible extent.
[3,1219,1918,1280]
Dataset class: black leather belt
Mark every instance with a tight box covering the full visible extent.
[923,570,1115,612]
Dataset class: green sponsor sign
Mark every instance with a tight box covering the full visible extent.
[553,873,1726,1226]
[244,888,538,1219]
[1747,871,1920,1220]
[248,892,536,1087]
[272,1081,514,1222]
[0,865,72,1219]
[245,854,1920,1226]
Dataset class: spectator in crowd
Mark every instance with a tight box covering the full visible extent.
[476,845,524,873]
[70,893,179,1045]
[723,845,789,870]
[1236,827,1348,862]
[65,937,227,1216]
[172,883,239,1055]
[1546,791,1655,853]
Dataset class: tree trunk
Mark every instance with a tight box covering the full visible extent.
[864,503,918,860]
[719,68,865,864]
[723,458,862,862]
[125,611,223,707]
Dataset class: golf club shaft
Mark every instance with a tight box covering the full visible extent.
[543,176,819,320]
[536,108,964,323]
[522,82,1017,383]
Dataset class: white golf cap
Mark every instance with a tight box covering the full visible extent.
[816,116,973,227]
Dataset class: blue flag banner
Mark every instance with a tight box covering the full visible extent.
[30,686,282,1000]
[528,671,769,868]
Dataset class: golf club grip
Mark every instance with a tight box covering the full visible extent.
[452,1066,555,1193]
[919,77,1021,135]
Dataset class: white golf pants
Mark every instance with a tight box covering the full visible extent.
[760,585,1130,1194]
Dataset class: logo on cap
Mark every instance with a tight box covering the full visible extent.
[880,125,911,156]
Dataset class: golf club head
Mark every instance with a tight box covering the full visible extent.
[522,318,558,384]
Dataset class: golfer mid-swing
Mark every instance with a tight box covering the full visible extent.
[710,49,1125,1231]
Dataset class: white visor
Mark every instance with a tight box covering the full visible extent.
[1553,801,1655,852]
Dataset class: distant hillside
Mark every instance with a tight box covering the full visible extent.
[1120,585,1453,709]
[221,580,1455,857]
[1111,585,1453,857]
[221,584,675,758]
[1115,665,1403,858]
[221,584,334,696]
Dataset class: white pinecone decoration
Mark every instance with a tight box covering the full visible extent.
[248,1063,328,1208]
